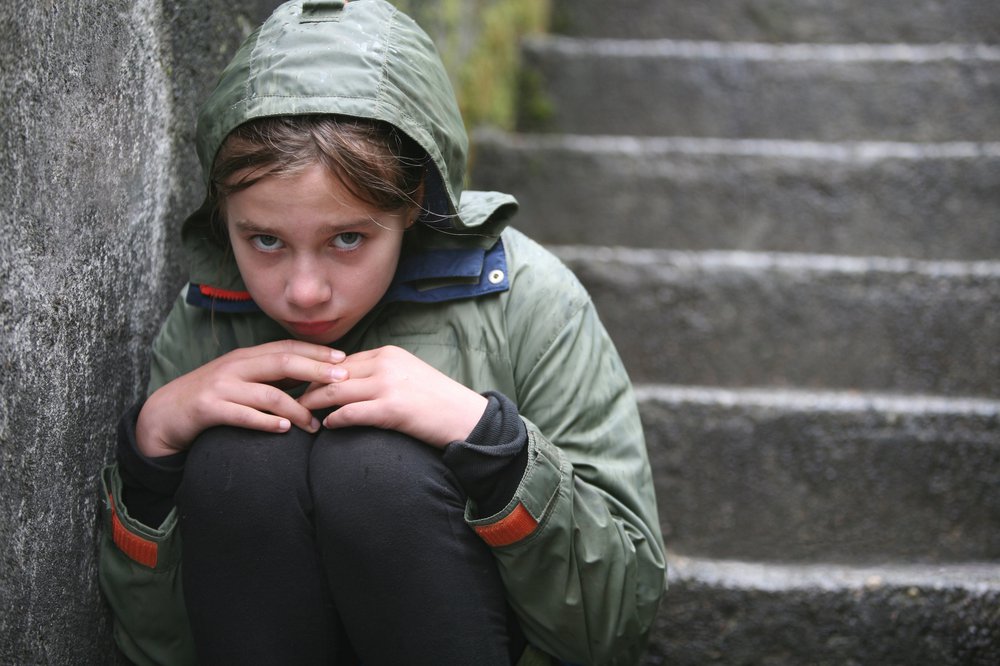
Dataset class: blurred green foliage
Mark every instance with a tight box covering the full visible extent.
[393,0,550,130]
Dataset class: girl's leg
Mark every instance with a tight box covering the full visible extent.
[309,427,526,666]
[176,425,357,665]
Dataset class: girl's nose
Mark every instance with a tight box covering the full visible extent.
[285,263,332,310]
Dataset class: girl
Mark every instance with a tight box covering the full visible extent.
[99,2,665,664]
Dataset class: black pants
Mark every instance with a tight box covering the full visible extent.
[175,425,525,665]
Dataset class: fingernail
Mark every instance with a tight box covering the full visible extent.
[330,349,346,362]
[310,417,320,432]
[278,419,291,431]
[329,367,348,381]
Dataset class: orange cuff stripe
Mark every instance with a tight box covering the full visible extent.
[109,495,159,568]
[474,502,538,547]
[199,285,252,301]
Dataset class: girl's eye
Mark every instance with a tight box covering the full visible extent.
[333,232,363,250]
[251,235,284,251]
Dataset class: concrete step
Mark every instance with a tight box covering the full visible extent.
[517,38,1000,142]
[551,246,1000,398]
[637,385,1000,563]
[553,0,1000,45]
[472,131,1000,261]
[645,554,1000,666]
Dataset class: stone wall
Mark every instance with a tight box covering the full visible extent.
[0,1,279,661]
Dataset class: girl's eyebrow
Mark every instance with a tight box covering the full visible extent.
[231,219,275,234]
[231,218,376,235]
[317,218,377,234]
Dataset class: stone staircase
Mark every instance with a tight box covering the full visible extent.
[470,0,1000,663]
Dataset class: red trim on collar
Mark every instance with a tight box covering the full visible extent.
[199,285,253,301]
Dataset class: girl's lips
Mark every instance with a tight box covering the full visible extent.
[285,320,338,336]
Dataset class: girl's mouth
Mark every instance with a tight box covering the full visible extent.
[285,320,338,337]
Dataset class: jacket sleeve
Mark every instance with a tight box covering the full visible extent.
[98,464,196,665]
[98,292,215,665]
[466,266,667,665]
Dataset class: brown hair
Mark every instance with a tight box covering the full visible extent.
[211,115,427,214]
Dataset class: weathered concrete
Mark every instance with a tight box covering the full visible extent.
[532,1,1000,663]
[518,38,1000,141]
[471,130,1000,261]
[0,0,278,662]
[638,386,1000,563]
[552,0,1000,44]
[554,246,1000,398]
[648,555,1000,666]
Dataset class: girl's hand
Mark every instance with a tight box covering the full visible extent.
[297,345,488,448]
[136,340,348,457]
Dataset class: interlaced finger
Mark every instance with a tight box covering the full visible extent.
[242,339,346,364]
[239,351,348,385]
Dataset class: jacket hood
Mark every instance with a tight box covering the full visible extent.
[183,0,516,291]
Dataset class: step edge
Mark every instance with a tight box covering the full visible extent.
[551,245,1000,277]
[472,128,1000,160]
[634,384,1000,416]
[666,551,1000,592]
[525,35,1000,62]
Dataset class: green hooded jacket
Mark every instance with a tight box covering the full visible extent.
[98,2,666,664]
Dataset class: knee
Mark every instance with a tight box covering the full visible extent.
[309,427,465,532]
[177,426,314,528]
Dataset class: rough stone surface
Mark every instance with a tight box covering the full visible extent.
[0,0,279,662]
[646,555,1000,666]
[518,38,1000,142]
[638,386,1000,563]
[471,131,1000,261]
[552,0,1000,44]
[555,247,1000,398]
[531,0,1000,663]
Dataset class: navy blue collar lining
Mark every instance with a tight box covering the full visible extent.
[393,246,486,282]
[381,237,508,304]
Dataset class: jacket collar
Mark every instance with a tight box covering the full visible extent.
[185,236,509,313]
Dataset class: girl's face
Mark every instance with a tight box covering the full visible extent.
[225,162,414,344]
